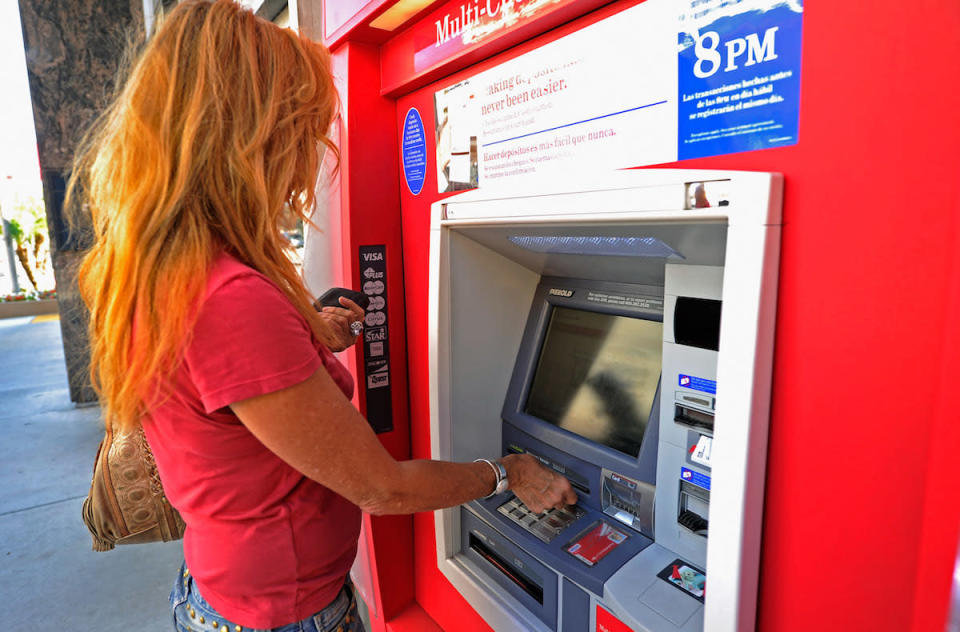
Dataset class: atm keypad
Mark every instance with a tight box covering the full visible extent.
[497,497,584,543]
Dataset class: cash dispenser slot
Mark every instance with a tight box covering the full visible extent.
[678,480,710,537]
[674,403,714,432]
[469,532,544,604]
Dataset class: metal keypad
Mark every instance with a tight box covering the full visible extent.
[497,496,584,543]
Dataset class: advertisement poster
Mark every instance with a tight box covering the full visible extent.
[433,0,803,192]
[678,0,803,159]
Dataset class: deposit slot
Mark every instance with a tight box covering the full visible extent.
[674,404,715,432]
[469,532,544,604]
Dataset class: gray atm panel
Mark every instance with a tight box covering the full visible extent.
[561,579,590,631]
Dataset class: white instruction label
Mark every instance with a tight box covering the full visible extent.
[586,291,663,310]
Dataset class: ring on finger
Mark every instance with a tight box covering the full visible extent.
[350,321,364,336]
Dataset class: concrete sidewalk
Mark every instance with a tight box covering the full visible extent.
[0,315,183,631]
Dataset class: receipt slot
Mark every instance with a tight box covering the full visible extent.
[427,170,782,632]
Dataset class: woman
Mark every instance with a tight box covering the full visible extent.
[67,1,576,631]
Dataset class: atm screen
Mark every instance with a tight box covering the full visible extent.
[525,307,663,457]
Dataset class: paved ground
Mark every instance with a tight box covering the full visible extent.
[0,315,183,631]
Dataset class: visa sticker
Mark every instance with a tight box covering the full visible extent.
[679,374,717,395]
[681,467,711,491]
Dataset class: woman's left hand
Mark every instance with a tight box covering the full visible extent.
[319,297,366,352]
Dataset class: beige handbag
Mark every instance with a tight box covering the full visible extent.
[81,423,185,551]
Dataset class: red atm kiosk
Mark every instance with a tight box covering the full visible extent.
[307,1,960,631]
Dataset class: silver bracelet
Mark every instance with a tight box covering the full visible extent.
[473,458,501,498]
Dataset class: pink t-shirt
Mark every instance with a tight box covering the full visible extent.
[142,254,361,629]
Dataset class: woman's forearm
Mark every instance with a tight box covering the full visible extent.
[362,453,577,515]
[232,368,577,516]
[359,459,496,515]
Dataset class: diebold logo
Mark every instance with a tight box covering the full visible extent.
[548,288,574,298]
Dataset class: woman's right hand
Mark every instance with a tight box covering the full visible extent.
[318,297,366,352]
[501,453,578,514]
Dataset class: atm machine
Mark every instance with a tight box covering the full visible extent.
[427,170,782,631]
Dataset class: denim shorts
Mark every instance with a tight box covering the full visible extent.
[170,561,366,632]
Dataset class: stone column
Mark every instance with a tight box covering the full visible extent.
[17,0,144,404]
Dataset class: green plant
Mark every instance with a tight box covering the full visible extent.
[2,196,50,291]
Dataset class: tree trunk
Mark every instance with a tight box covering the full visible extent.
[33,231,47,274]
[14,243,39,291]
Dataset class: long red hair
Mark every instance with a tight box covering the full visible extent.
[67,0,339,429]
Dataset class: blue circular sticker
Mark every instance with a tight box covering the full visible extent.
[401,108,426,196]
